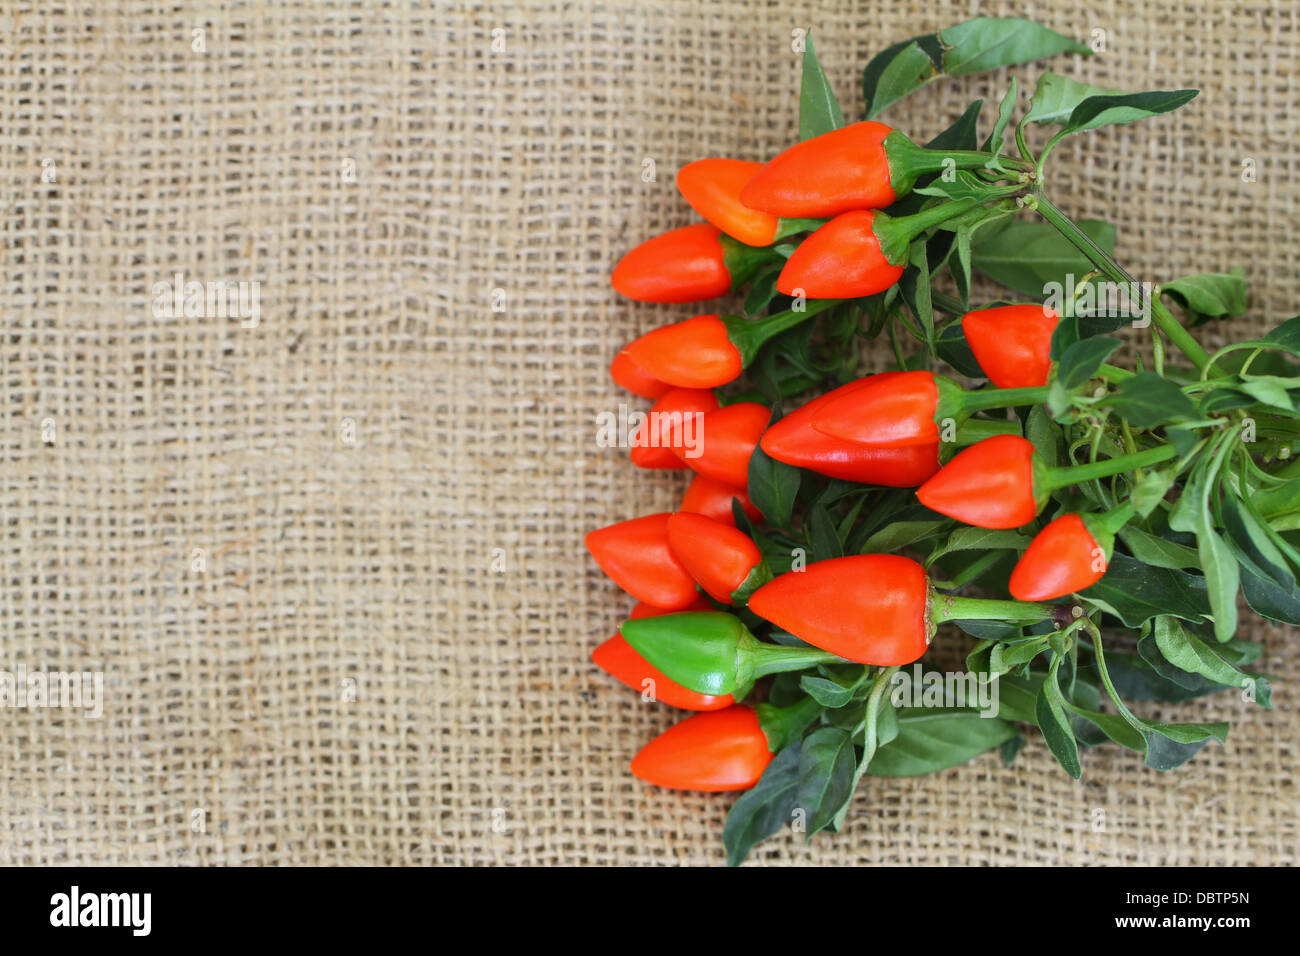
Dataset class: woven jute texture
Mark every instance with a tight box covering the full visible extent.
[1,0,1296,866]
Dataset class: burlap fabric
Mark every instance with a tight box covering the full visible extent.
[1,0,1294,866]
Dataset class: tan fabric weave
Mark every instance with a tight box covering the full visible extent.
[1,0,1295,865]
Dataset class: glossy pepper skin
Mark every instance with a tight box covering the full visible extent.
[611,223,732,303]
[630,387,718,469]
[666,512,767,604]
[610,351,670,400]
[679,402,770,488]
[748,555,931,666]
[1009,513,1108,601]
[962,304,1060,389]
[740,121,896,217]
[620,315,744,390]
[916,435,1040,529]
[811,370,941,448]
[760,376,941,485]
[776,210,903,299]
[594,602,731,712]
[586,513,700,610]
[677,159,778,247]
[630,705,772,791]
[679,473,762,526]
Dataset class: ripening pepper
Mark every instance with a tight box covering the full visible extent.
[678,401,770,488]
[630,387,718,469]
[610,351,670,400]
[621,611,839,697]
[962,304,1060,389]
[677,159,779,247]
[759,375,941,485]
[917,435,1177,530]
[617,300,843,390]
[811,370,1046,448]
[1008,508,1131,601]
[611,223,779,304]
[666,512,771,604]
[586,513,700,610]
[593,634,734,710]
[748,555,1052,666]
[630,705,773,791]
[679,473,762,526]
[740,121,996,218]
[777,200,977,299]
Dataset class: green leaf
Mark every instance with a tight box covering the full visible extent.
[1025,73,1119,125]
[1079,554,1211,626]
[1129,465,1177,518]
[1197,528,1240,641]
[799,34,844,140]
[1117,525,1200,570]
[939,17,1090,76]
[1035,661,1081,778]
[1096,647,1232,703]
[863,18,1087,120]
[862,38,943,120]
[804,501,844,561]
[1104,372,1199,428]
[983,78,1017,153]
[971,218,1116,299]
[747,441,801,529]
[994,671,1046,723]
[862,519,950,554]
[1057,337,1121,390]
[943,527,1033,553]
[1153,615,1254,691]
[722,742,801,867]
[799,674,856,709]
[1026,405,1061,468]
[743,264,784,317]
[1060,89,1199,135]
[1160,271,1247,322]
[868,709,1016,776]
[795,727,858,836]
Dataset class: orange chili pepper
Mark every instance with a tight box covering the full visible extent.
[962,304,1060,389]
[1009,513,1109,601]
[610,351,670,400]
[679,473,762,526]
[630,387,718,470]
[776,210,904,299]
[630,704,773,791]
[666,512,769,604]
[680,401,770,488]
[611,223,732,303]
[677,158,778,247]
[586,513,700,610]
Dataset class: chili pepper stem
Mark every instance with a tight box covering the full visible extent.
[929,591,1053,626]
[723,298,844,366]
[959,384,1052,415]
[756,695,822,752]
[747,641,844,678]
[954,418,1023,443]
[1030,194,1214,372]
[874,198,979,266]
[1043,444,1177,491]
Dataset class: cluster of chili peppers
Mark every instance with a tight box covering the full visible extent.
[583,22,1294,864]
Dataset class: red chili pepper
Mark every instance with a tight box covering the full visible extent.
[777,210,903,299]
[916,435,1041,529]
[748,554,932,666]
[962,304,1060,389]
[586,513,700,610]
[620,315,743,389]
[749,553,1054,665]
[741,121,996,218]
[680,401,770,488]
[666,512,769,604]
[630,387,718,470]
[1009,513,1110,601]
[740,122,898,217]
[811,370,942,447]
[630,704,773,791]
[618,300,844,390]
[677,159,778,247]
[760,376,941,485]
[611,223,732,303]
[679,473,762,526]
[594,598,733,711]
[919,437,1178,529]
[610,351,670,400]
